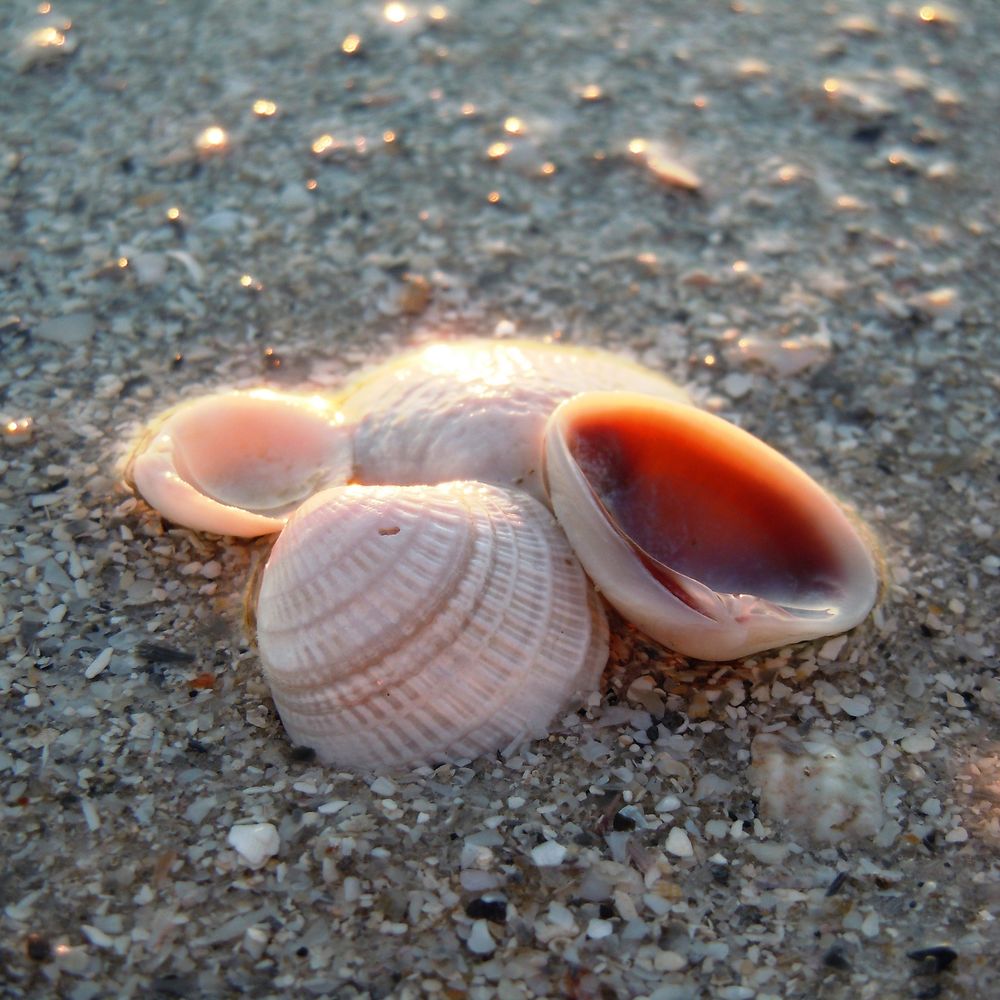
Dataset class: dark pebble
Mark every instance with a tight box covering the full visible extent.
[710,863,730,885]
[26,933,51,961]
[659,710,686,732]
[465,896,507,923]
[598,902,614,920]
[137,641,195,665]
[907,946,958,973]
[289,745,317,762]
[822,944,851,971]
[825,871,849,896]
[612,810,636,831]
[152,974,194,998]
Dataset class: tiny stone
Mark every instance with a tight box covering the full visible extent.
[466,919,495,955]
[84,648,113,680]
[318,799,349,815]
[665,826,694,858]
[818,635,848,661]
[901,734,936,754]
[465,896,507,923]
[907,945,958,973]
[586,918,614,939]
[227,822,280,868]
[531,840,567,866]
[721,373,753,399]
[369,776,397,796]
[654,949,687,972]
[26,933,51,962]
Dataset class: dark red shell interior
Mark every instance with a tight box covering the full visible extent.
[566,403,847,605]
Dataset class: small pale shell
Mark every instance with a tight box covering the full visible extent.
[339,339,691,501]
[255,481,609,769]
[128,389,353,536]
[544,391,879,660]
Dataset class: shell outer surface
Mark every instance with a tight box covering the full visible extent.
[255,481,609,769]
[544,391,879,661]
[338,339,692,500]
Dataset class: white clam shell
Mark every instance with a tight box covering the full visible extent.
[340,339,691,501]
[255,480,609,769]
[128,389,353,536]
[544,391,879,661]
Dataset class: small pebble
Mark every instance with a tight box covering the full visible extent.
[586,918,614,939]
[227,822,280,868]
[84,648,113,680]
[665,827,694,858]
[369,776,397,796]
[466,919,495,955]
[901,734,936,754]
[531,840,567,866]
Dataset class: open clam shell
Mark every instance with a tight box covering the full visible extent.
[127,389,353,536]
[339,339,692,501]
[544,392,879,661]
[255,480,609,769]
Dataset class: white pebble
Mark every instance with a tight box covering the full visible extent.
[81,924,114,949]
[227,822,280,868]
[665,826,694,858]
[841,695,871,718]
[318,799,349,815]
[586,918,614,939]
[466,919,496,954]
[654,949,687,972]
[84,647,113,679]
[655,794,682,813]
[817,635,848,661]
[531,840,567,867]
[23,690,41,709]
[945,826,969,844]
[369,776,397,796]
[901,734,936,754]
[721,373,753,399]
[243,925,269,960]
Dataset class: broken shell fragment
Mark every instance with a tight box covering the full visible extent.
[339,339,692,502]
[128,390,353,536]
[255,481,609,769]
[544,392,879,660]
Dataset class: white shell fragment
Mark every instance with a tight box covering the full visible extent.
[227,822,280,868]
[128,390,353,536]
[255,481,609,769]
[749,733,884,843]
[339,339,691,501]
[544,392,879,660]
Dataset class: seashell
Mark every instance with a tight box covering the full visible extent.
[544,391,879,661]
[339,339,691,501]
[254,480,609,769]
[127,389,353,536]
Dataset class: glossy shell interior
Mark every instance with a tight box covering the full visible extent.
[544,391,879,660]
[128,389,353,536]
